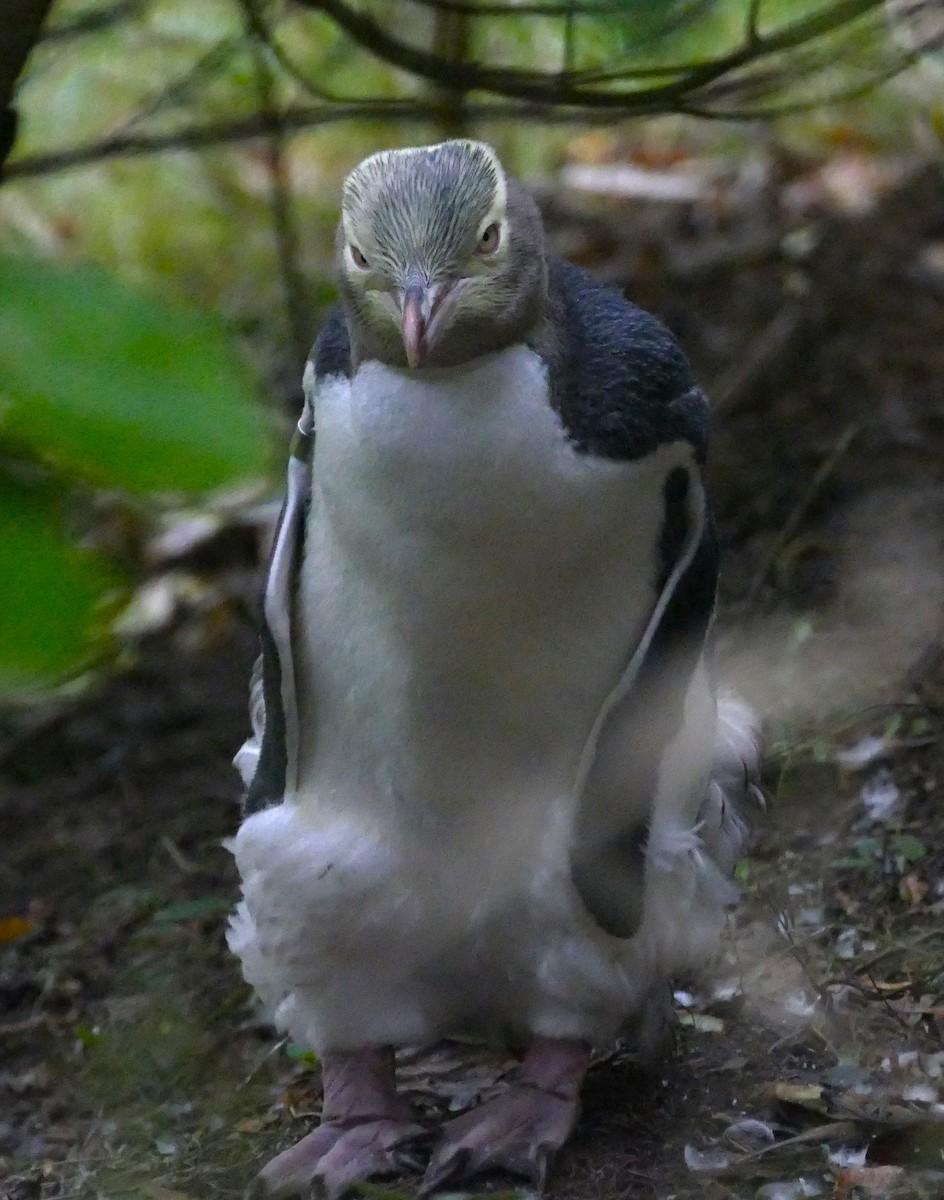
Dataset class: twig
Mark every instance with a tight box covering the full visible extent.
[241,0,312,374]
[297,0,892,107]
[746,0,764,44]
[849,928,944,978]
[160,834,199,875]
[110,37,245,135]
[727,1119,861,1166]
[429,4,471,140]
[40,0,149,42]
[239,1035,288,1087]
[0,100,706,184]
[746,423,860,606]
[712,305,804,418]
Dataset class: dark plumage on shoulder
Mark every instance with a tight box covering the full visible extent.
[540,256,709,463]
[310,304,351,380]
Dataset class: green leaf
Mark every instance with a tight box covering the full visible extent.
[883,712,904,740]
[0,256,270,494]
[285,1043,319,1066]
[0,477,121,694]
[151,897,233,924]
[75,1024,106,1047]
[891,834,927,864]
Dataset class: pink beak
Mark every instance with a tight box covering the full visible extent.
[401,280,427,369]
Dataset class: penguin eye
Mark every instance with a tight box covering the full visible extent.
[350,245,369,269]
[476,222,501,256]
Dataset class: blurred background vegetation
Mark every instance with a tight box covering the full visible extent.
[1,0,942,697]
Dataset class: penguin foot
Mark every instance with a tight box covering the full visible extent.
[251,1114,425,1200]
[419,1037,590,1196]
[249,1046,423,1200]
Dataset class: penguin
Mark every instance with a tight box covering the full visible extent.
[227,138,761,1199]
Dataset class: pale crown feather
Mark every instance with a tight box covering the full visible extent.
[341,140,507,283]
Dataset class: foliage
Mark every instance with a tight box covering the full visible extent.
[0,253,269,695]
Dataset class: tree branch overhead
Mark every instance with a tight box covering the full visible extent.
[4,0,942,182]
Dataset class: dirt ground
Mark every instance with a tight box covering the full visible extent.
[2,156,944,1200]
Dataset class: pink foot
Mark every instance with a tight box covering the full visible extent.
[420,1038,590,1195]
[251,1048,423,1200]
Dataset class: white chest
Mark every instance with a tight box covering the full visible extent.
[294,347,693,822]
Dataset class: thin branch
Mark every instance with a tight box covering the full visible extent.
[403,0,709,14]
[746,0,764,45]
[562,9,575,76]
[0,102,638,183]
[2,0,934,185]
[1,0,57,179]
[681,50,926,118]
[40,0,150,42]
[240,0,312,373]
[429,4,471,139]
[543,0,884,89]
[111,37,246,134]
[3,52,931,187]
[247,29,340,104]
[295,0,888,107]
[746,424,860,606]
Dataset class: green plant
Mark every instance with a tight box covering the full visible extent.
[0,253,270,695]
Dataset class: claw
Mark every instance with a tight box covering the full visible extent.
[419,1085,579,1195]
[254,1116,425,1200]
[250,1047,423,1199]
[419,1146,471,1197]
[420,1038,589,1196]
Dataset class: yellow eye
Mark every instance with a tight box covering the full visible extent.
[477,222,501,255]
[350,245,369,269]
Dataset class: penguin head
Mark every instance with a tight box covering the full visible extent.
[336,139,547,370]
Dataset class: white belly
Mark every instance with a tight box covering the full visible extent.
[228,346,705,1053]
[296,347,689,827]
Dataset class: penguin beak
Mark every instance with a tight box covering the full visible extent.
[399,276,452,369]
[400,280,428,369]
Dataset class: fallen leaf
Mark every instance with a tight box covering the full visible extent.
[859,770,901,823]
[140,1185,195,1200]
[863,979,912,993]
[832,1164,905,1197]
[834,889,860,917]
[899,872,929,906]
[772,1081,826,1108]
[836,735,894,771]
[756,1181,825,1199]
[43,1124,78,1144]
[684,1143,735,1173]
[234,1116,275,1134]
[0,916,34,943]
[677,1012,726,1033]
[724,1117,776,1150]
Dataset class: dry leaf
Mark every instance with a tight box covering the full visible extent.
[771,1081,826,1108]
[0,916,34,943]
[834,889,861,917]
[899,872,929,906]
[864,979,911,993]
[234,1117,268,1134]
[140,1185,195,1200]
[677,1012,726,1033]
[832,1164,905,1197]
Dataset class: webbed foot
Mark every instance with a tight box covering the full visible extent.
[249,1047,423,1200]
[252,1114,424,1199]
[420,1037,590,1195]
